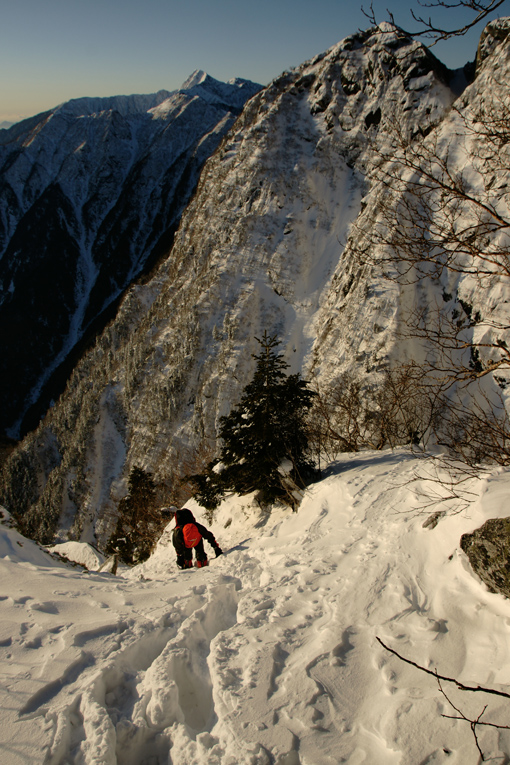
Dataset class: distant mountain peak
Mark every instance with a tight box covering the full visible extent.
[175,70,262,110]
[0,71,262,438]
[180,70,209,90]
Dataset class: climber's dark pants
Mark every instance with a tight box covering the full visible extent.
[173,529,207,566]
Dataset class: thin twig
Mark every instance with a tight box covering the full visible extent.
[376,637,510,699]
[437,677,508,761]
[377,637,510,761]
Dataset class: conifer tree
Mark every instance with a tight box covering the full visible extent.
[107,467,163,563]
[192,332,316,508]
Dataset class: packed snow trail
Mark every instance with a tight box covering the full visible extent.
[2,450,510,764]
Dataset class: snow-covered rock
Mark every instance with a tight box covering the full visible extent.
[476,16,510,66]
[47,541,105,570]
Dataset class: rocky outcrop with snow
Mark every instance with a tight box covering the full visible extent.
[0,71,261,438]
[461,516,510,597]
[2,21,510,550]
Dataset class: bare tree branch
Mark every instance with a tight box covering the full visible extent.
[437,677,510,761]
[376,636,510,698]
[377,637,510,761]
[361,0,507,42]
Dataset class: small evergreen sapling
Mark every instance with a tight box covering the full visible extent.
[106,467,164,564]
[191,332,316,508]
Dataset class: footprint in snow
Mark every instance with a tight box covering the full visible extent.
[331,627,356,666]
[28,601,60,615]
[42,578,241,765]
[13,595,33,605]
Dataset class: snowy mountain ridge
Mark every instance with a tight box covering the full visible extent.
[174,70,262,110]
[0,71,261,438]
[0,23,460,540]
[47,70,257,121]
[52,90,174,118]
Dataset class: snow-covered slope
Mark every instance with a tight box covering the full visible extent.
[2,21,510,557]
[0,72,261,438]
[2,452,510,764]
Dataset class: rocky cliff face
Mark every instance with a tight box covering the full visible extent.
[2,22,510,550]
[0,72,261,437]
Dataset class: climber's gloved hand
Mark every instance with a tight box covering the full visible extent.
[214,546,223,557]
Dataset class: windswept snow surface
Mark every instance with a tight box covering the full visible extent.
[2,452,510,764]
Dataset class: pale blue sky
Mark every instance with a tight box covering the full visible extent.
[0,0,503,122]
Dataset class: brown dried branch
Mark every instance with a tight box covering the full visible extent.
[437,677,510,761]
[376,636,510,698]
[377,635,510,759]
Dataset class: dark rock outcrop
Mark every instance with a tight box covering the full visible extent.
[460,517,510,598]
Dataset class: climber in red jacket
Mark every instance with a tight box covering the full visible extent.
[162,506,223,569]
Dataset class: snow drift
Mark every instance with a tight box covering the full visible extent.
[2,451,510,763]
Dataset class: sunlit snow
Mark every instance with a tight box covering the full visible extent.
[2,451,510,763]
